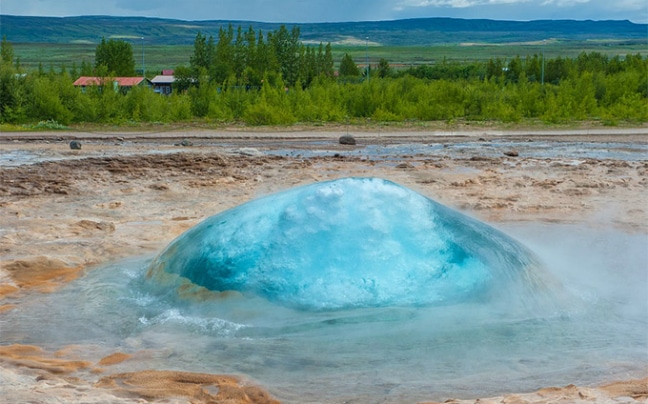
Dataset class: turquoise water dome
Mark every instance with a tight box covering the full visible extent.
[148,177,551,310]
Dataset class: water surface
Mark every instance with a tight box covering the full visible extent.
[3,222,646,403]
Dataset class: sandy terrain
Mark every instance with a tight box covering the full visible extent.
[1,127,646,403]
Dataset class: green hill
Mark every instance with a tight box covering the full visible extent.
[1,15,646,46]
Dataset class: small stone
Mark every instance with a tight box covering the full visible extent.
[69,140,82,150]
[396,163,414,169]
[237,147,264,157]
[504,150,519,157]
[175,139,193,147]
[149,183,170,191]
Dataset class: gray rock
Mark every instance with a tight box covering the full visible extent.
[339,135,357,145]
[237,147,264,157]
[175,139,193,147]
[396,163,414,169]
[69,140,82,150]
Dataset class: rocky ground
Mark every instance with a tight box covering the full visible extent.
[0,127,646,403]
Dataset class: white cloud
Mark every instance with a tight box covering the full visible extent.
[540,0,590,7]
[397,0,530,8]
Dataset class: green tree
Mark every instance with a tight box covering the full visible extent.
[70,62,78,79]
[95,38,136,76]
[211,25,234,84]
[1,36,14,65]
[0,36,22,122]
[485,58,504,80]
[544,56,571,84]
[525,54,541,82]
[255,30,278,84]
[27,75,73,124]
[243,75,295,125]
[506,56,523,83]
[233,26,248,80]
[189,68,214,117]
[339,53,360,77]
[0,63,25,122]
[576,51,608,73]
[80,60,93,76]
[313,42,335,80]
[173,65,194,92]
[244,26,257,68]
[190,32,214,73]
[299,45,316,87]
[377,58,391,78]
[241,27,262,86]
[271,25,301,86]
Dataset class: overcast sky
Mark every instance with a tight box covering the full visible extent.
[1,0,646,23]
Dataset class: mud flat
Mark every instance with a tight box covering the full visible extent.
[1,128,646,403]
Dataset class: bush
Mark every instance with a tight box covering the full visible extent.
[243,101,295,125]
[25,119,68,130]
[1,50,645,126]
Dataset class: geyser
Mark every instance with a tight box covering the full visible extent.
[148,177,550,310]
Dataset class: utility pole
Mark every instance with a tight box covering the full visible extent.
[141,37,145,77]
[365,36,369,82]
[541,39,545,86]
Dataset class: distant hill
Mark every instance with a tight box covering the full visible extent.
[1,15,646,46]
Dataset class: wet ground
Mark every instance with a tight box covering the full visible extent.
[1,128,647,403]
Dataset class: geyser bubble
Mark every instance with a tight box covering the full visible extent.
[148,177,555,311]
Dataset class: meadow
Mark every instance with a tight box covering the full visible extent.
[11,39,648,74]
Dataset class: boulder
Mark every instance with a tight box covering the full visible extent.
[339,135,357,145]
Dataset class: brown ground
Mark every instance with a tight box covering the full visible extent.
[1,127,647,403]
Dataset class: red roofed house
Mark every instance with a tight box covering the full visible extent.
[73,76,151,93]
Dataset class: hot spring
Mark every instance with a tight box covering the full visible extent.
[3,178,646,403]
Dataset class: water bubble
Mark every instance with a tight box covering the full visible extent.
[148,178,556,311]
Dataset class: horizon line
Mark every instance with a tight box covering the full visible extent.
[0,14,645,25]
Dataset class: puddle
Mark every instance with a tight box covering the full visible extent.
[2,140,646,167]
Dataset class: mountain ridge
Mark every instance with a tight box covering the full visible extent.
[1,15,646,46]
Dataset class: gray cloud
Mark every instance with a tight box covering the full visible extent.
[1,0,646,22]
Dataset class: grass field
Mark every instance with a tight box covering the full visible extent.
[338,39,648,67]
[11,39,648,75]
[12,43,193,75]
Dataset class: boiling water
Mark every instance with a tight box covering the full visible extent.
[2,183,647,403]
[147,178,553,311]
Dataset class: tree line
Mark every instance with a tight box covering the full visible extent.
[0,32,646,126]
[179,25,335,90]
